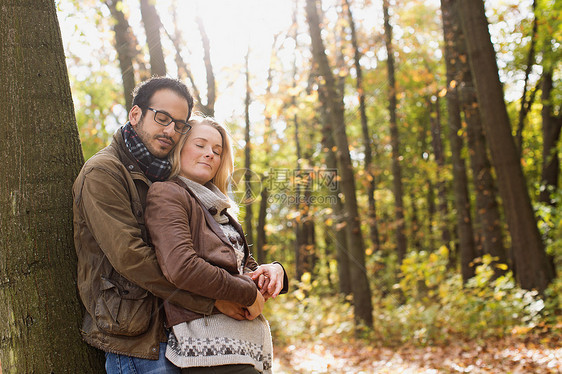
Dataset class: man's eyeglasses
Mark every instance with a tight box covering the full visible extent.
[146,107,191,134]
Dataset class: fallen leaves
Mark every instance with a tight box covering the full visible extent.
[273,335,561,373]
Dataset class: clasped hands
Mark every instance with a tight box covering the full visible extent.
[215,263,284,321]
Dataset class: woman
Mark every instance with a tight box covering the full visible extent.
[145,116,287,373]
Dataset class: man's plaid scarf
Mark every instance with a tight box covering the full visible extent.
[122,122,172,182]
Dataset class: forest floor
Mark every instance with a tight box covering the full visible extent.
[272,334,561,373]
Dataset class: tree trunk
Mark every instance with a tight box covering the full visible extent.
[344,0,381,253]
[410,197,423,251]
[306,0,372,328]
[195,16,216,117]
[428,97,454,254]
[457,0,553,292]
[140,0,166,76]
[420,118,437,250]
[105,0,137,112]
[320,97,352,295]
[294,113,306,280]
[440,0,477,279]
[442,0,508,275]
[256,35,280,265]
[382,0,408,263]
[538,69,562,205]
[166,3,215,116]
[243,49,254,248]
[0,1,104,371]
[515,0,538,154]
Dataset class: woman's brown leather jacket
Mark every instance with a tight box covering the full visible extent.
[145,178,262,327]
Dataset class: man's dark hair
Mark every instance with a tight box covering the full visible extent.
[131,77,195,120]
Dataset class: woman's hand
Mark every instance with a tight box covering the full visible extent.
[249,263,285,300]
[244,290,265,320]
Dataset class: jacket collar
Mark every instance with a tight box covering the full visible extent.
[172,177,249,255]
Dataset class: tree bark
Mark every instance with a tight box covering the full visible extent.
[306,0,372,328]
[0,0,104,371]
[320,93,352,295]
[140,0,166,77]
[344,0,381,253]
[428,97,454,255]
[515,0,538,154]
[457,0,553,292]
[243,48,254,248]
[440,0,478,279]
[166,3,215,116]
[195,16,216,117]
[442,0,508,276]
[538,69,562,205]
[105,0,137,112]
[256,35,280,265]
[382,0,408,263]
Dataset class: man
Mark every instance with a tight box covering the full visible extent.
[73,77,216,372]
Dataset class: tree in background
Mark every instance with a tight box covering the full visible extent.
[306,0,373,328]
[457,0,554,292]
[244,47,255,248]
[104,0,138,112]
[343,0,381,254]
[0,0,104,371]
[140,0,166,76]
[441,0,507,278]
[382,0,408,263]
[440,0,477,279]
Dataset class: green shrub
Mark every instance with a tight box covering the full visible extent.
[374,249,545,345]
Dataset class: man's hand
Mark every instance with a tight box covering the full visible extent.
[215,300,247,321]
[244,290,265,320]
[249,263,285,300]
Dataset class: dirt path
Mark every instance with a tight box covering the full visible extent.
[272,337,561,373]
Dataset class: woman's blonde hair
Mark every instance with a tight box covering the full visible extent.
[168,115,234,195]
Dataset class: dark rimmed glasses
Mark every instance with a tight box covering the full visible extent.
[147,107,191,134]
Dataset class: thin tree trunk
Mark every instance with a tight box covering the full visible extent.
[256,186,268,264]
[256,35,280,265]
[538,70,562,205]
[426,178,437,250]
[166,2,215,116]
[344,0,381,253]
[420,116,437,250]
[457,0,553,292]
[429,97,454,254]
[315,15,352,293]
[440,0,477,279]
[195,16,216,116]
[105,0,137,112]
[320,93,351,295]
[306,0,372,328]
[442,0,508,275]
[0,1,104,370]
[243,48,254,248]
[411,198,423,251]
[515,0,538,154]
[294,111,305,280]
[140,0,166,76]
[382,0,408,263]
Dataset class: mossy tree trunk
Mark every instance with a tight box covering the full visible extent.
[0,0,104,371]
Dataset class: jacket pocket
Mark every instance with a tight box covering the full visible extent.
[94,275,152,336]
